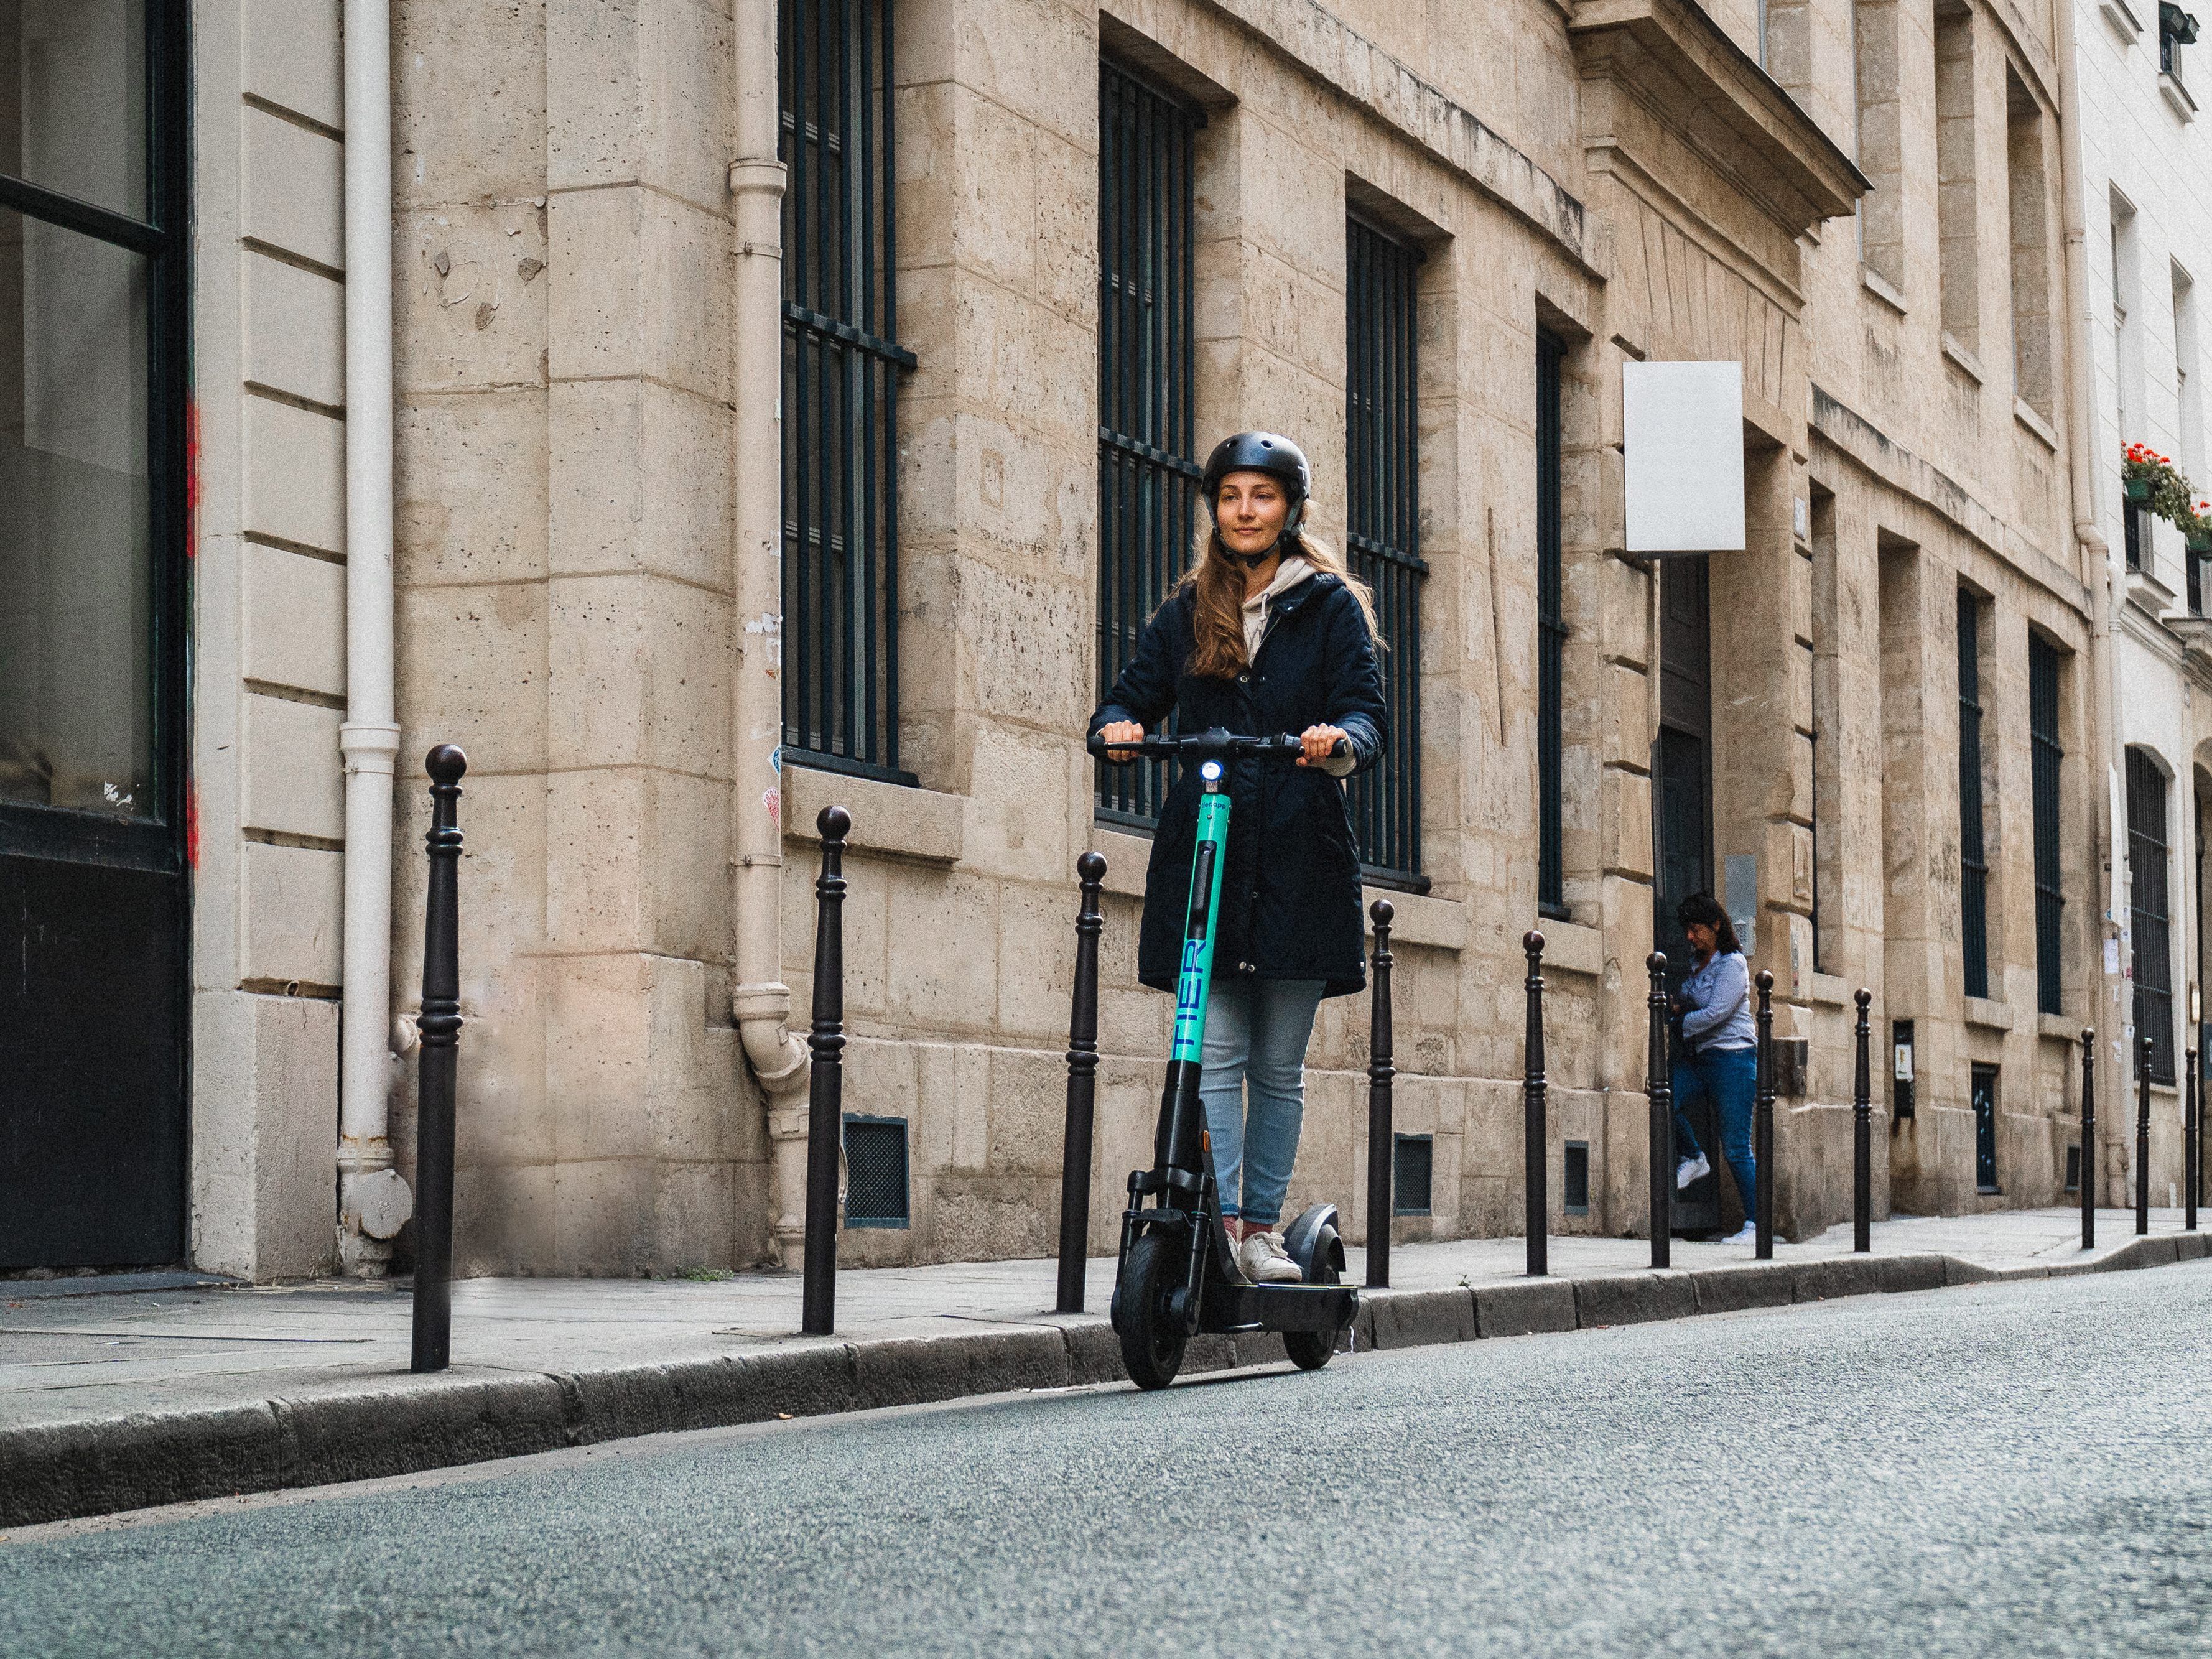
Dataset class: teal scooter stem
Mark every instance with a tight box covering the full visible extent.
[1088,727,1358,1389]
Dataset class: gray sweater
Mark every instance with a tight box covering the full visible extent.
[1680,950,1754,1053]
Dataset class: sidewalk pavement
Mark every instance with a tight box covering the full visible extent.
[5,1208,2208,1529]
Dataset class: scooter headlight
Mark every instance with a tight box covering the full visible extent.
[1199,760,1222,782]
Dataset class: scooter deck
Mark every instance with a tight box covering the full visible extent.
[1199,1279,1359,1335]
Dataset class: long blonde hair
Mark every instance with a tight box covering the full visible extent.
[1174,509,1382,681]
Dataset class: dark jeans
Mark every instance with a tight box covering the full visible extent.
[1672,1044,1757,1228]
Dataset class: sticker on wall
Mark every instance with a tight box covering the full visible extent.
[764,788,781,825]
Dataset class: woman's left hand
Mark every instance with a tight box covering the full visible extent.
[1296,724,1349,767]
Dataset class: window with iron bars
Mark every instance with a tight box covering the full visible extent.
[1957,592,1990,1000]
[779,0,916,785]
[1095,58,1202,827]
[2028,633,2065,1016]
[2127,746,2177,1083]
[1536,330,1569,918]
[1345,213,1426,889]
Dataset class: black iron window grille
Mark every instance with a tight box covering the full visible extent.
[2028,634,2065,1016]
[1957,593,1990,999]
[841,1114,910,1227]
[2127,745,2177,1083]
[1536,330,1569,918]
[1095,58,1202,827]
[1345,213,1427,889]
[780,0,916,785]
[1393,1132,1433,1215]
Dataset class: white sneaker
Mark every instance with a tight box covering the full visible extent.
[1675,1153,1711,1191]
[1237,1229,1304,1283]
[1722,1222,1759,1245]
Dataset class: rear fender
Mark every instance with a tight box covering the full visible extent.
[1281,1202,1344,1281]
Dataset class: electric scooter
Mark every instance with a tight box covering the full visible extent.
[1088,727,1359,1390]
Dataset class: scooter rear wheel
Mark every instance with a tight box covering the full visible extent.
[1281,1234,1342,1372]
[1118,1230,1188,1390]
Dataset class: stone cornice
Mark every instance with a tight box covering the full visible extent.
[1569,0,1867,239]
[1810,386,2094,618]
[1149,0,1610,278]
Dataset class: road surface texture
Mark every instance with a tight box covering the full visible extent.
[5,1260,2208,1657]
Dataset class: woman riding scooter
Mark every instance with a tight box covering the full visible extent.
[1089,432,1387,1285]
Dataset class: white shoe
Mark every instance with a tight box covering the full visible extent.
[1237,1229,1304,1283]
[1722,1222,1759,1245]
[1675,1153,1711,1191]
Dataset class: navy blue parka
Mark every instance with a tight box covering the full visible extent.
[1089,569,1388,998]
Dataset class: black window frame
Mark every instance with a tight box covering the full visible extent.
[2161,1,2198,77]
[1536,329,1569,919]
[2127,745,2177,1084]
[2028,633,2065,1016]
[1344,211,1427,891]
[779,0,918,787]
[1957,592,1990,1000]
[0,0,191,874]
[1094,56,1202,829]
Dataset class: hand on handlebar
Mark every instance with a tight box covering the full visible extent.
[1099,718,1145,763]
[1295,725,1349,768]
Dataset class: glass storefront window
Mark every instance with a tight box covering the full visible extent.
[0,213,154,817]
[1,0,149,220]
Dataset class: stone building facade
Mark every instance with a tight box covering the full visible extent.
[0,0,2133,1283]
[2075,0,2212,1211]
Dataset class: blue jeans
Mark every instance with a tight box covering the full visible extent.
[1199,978,1325,1228]
[1673,1044,1758,1229]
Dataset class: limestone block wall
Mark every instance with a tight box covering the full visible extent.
[188,0,352,1280]
[389,0,760,1277]
[1792,0,2097,1221]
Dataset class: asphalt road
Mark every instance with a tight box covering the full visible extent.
[6,1263,2211,1658]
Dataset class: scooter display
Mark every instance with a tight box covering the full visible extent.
[1087,727,1358,1389]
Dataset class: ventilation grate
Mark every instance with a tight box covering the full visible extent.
[2066,1144,2081,1194]
[1393,1133,1433,1216]
[1564,1141,1591,1214]
[842,1115,910,1228]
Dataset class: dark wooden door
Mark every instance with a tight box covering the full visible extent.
[1655,557,1721,1233]
[0,0,190,1268]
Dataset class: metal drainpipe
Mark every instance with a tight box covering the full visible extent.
[335,0,411,1273]
[731,0,813,1265]
[2052,0,2127,1212]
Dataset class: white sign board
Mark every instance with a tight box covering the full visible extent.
[1623,360,1745,554]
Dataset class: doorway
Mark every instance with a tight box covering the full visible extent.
[0,0,190,1268]
[1655,555,1722,1234]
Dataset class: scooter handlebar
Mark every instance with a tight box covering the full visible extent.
[1085,728,1343,763]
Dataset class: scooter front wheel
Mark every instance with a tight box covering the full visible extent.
[1118,1230,1189,1390]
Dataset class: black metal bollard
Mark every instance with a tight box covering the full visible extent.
[411,745,467,1375]
[2081,1028,2096,1251]
[801,806,851,1337]
[1645,952,1671,1270]
[2188,1046,2200,1234]
[1754,969,1775,1260]
[1853,988,1873,1254]
[1523,930,1548,1278]
[1056,852,1107,1314]
[1366,900,1396,1290]
[2137,1030,2154,1238]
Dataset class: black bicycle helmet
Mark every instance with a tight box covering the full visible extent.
[1200,431,1311,544]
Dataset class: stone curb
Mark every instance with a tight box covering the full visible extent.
[4,1242,2206,1529]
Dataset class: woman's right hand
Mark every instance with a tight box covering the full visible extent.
[1099,719,1144,763]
